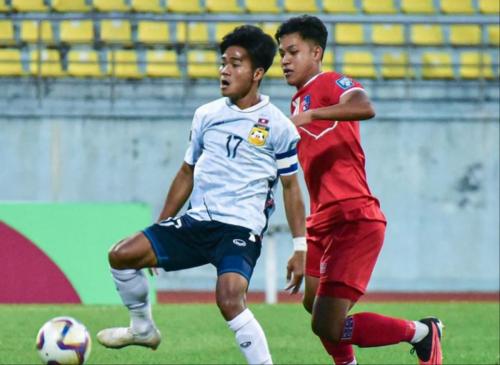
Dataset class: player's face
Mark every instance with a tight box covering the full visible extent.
[219,46,257,100]
[278,32,323,89]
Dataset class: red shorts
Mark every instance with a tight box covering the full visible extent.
[306,219,386,302]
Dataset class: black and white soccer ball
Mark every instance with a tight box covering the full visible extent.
[36,316,91,365]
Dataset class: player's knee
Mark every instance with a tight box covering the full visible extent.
[311,318,342,344]
[216,291,245,319]
[108,243,129,269]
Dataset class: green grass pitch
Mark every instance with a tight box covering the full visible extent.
[1,302,498,364]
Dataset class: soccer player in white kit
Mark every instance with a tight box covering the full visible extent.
[97,25,307,364]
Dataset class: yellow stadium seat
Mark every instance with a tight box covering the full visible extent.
[449,25,481,46]
[0,20,15,45]
[216,23,246,43]
[30,49,65,77]
[52,0,91,12]
[441,0,475,14]
[401,0,436,14]
[137,22,170,44]
[93,0,130,12]
[206,0,243,13]
[372,24,404,45]
[100,20,132,45]
[0,1,10,12]
[245,0,280,13]
[460,52,495,79]
[421,52,454,79]
[167,0,203,13]
[362,0,397,14]
[187,50,219,78]
[283,0,318,13]
[381,52,412,79]
[146,50,181,77]
[131,0,164,13]
[176,22,209,44]
[262,23,279,38]
[108,50,142,78]
[60,20,94,44]
[12,0,47,12]
[323,50,334,71]
[266,54,283,78]
[478,0,499,14]
[335,24,365,45]
[342,51,376,78]
[20,21,54,44]
[411,25,444,45]
[323,0,358,13]
[67,49,103,77]
[488,25,499,46]
[0,49,23,76]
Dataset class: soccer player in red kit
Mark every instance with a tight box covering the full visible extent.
[275,16,443,365]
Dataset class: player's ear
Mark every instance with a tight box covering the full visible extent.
[253,67,265,83]
[313,46,323,62]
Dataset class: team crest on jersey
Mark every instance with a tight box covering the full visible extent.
[336,76,354,89]
[303,95,311,111]
[248,124,269,146]
[257,117,269,126]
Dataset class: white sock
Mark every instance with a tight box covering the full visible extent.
[347,359,357,365]
[410,321,430,344]
[111,268,154,334]
[227,309,272,365]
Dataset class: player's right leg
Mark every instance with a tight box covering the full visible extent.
[97,232,161,350]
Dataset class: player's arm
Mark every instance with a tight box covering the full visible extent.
[157,162,194,222]
[280,173,307,294]
[291,89,376,127]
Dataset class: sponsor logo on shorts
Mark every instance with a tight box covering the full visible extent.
[233,239,247,247]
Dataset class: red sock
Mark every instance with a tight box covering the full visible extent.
[341,312,416,347]
[321,338,355,364]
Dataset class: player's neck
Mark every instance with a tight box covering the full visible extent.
[296,69,322,90]
[231,91,261,110]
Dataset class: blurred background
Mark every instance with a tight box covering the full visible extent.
[0,0,498,305]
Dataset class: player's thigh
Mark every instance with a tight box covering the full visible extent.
[302,275,319,313]
[109,232,157,269]
[143,215,209,271]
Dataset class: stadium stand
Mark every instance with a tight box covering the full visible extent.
[137,21,170,45]
[411,24,444,45]
[372,24,405,45]
[323,50,334,71]
[362,0,398,14]
[459,52,495,79]
[449,25,482,46]
[342,51,377,78]
[216,22,245,42]
[0,20,15,45]
[167,0,203,13]
[93,0,130,12]
[20,20,54,44]
[52,0,92,12]
[488,25,500,46]
[176,22,209,44]
[187,49,218,78]
[0,49,23,76]
[30,49,64,77]
[323,0,358,14]
[440,0,475,14]
[400,0,436,14]
[131,0,164,13]
[108,49,141,78]
[381,51,412,79]
[283,0,318,13]
[245,0,280,13]
[146,50,181,78]
[334,23,365,45]
[67,49,103,77]
[100,20,132,45]
[421,52,454,79]
[206,0,243,13]
[479,0,499,14]
[0,1,9,12]
[60,20,94,44]
[11,0,48,12]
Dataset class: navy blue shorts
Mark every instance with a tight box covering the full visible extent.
[143,214,262,282]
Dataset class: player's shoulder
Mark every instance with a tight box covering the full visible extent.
[319,71,362,91]
[194,97,227,117]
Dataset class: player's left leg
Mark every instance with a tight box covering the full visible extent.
[214,228,272,364]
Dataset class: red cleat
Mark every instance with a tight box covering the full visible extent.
[411,317,443,365]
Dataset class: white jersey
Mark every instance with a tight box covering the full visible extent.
[184,95,300,235]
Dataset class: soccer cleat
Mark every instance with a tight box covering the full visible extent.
[411,317,444,365]
[97,326,161,350]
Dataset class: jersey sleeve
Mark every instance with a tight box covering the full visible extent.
[184,109,204,166]
[329,73,364,105]
[273,115,300,176]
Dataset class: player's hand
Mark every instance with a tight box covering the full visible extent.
[285,251,306,294]
[147,267,159,276]
[290,111,313,127]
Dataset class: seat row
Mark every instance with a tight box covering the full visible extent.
[0,47,497,80]
[1,0,498,14]
[1,20,498,47]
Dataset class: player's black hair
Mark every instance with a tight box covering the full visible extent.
[220,25,277,72]
[275,15,328,53]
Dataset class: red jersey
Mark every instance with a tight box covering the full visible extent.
[290,72,386,228]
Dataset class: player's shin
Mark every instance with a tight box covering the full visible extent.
[111,268,154,334]
[320,339,357,365]
[227,308,273,365]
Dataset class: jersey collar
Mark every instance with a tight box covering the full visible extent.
[225,94,270,113]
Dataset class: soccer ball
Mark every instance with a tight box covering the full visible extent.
[36,316,91,365]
